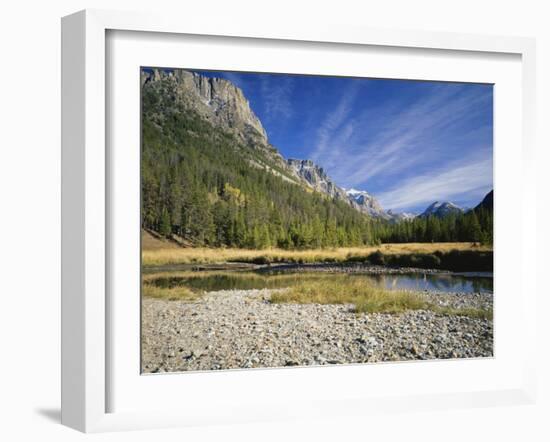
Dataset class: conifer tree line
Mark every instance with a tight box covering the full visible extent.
[374,208,493,245]
[142,90,379,249]
[142,86,493,249]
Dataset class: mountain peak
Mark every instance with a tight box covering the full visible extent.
[287,158,347,200]
[142,68,268,146]
[143,68,448,224]
[420,201,464,218]
[287,162,391,220]
[386,209,416,222]
[345,188,390,220]
[345,188,371,197]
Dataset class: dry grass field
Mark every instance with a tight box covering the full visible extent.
[272,278,491,318]
[142,230,491,267]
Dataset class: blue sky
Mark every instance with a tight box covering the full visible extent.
[194,70,493,213]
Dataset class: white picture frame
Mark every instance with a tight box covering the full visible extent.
[61,9,537,433]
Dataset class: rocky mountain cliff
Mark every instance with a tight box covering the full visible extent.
[345,189,391,220]
[142,68,411,221]
[141,68,297,181]
[287,160,398,220]
[142,68,267,144]
[287,159,348,200]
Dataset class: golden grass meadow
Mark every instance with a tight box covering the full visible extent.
[142,233,490,267]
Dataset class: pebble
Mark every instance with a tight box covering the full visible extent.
[141,288,493,373]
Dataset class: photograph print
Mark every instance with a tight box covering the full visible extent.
[140,67,494,373]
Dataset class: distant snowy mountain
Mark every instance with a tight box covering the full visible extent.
[419,201,464,218]
[346,189,417,222]
[286,160,395,220]
[279,156,466,222]
[386,209,417,222]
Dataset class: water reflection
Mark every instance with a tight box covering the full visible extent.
[150,271,493,294]
[371,273,492,293]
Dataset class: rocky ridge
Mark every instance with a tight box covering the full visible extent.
[142,68,410,220]
[286,160,396,219]
[346,188,391,219]
[141,68,298,183]
[142,68,267,146]
[287,159,348,200]
[142,68,488,222]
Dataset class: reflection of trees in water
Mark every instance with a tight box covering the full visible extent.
[375,273,493,294]
[163,272,494,294]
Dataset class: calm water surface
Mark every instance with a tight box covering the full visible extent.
[150,271,493,294]
[369,272,492,293]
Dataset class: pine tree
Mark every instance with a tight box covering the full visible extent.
[159,208,171,237]
[142,80,493,250]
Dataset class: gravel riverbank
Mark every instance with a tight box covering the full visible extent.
[142,288,493,373]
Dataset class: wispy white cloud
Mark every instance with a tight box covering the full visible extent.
[362,88,486,176]
[261,76,294,121]
[311,84,492,209]
[376,151,493,211]
[312,81,361,162]
[221,72,492,212]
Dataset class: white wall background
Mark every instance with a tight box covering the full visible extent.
[0,0,548,440]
